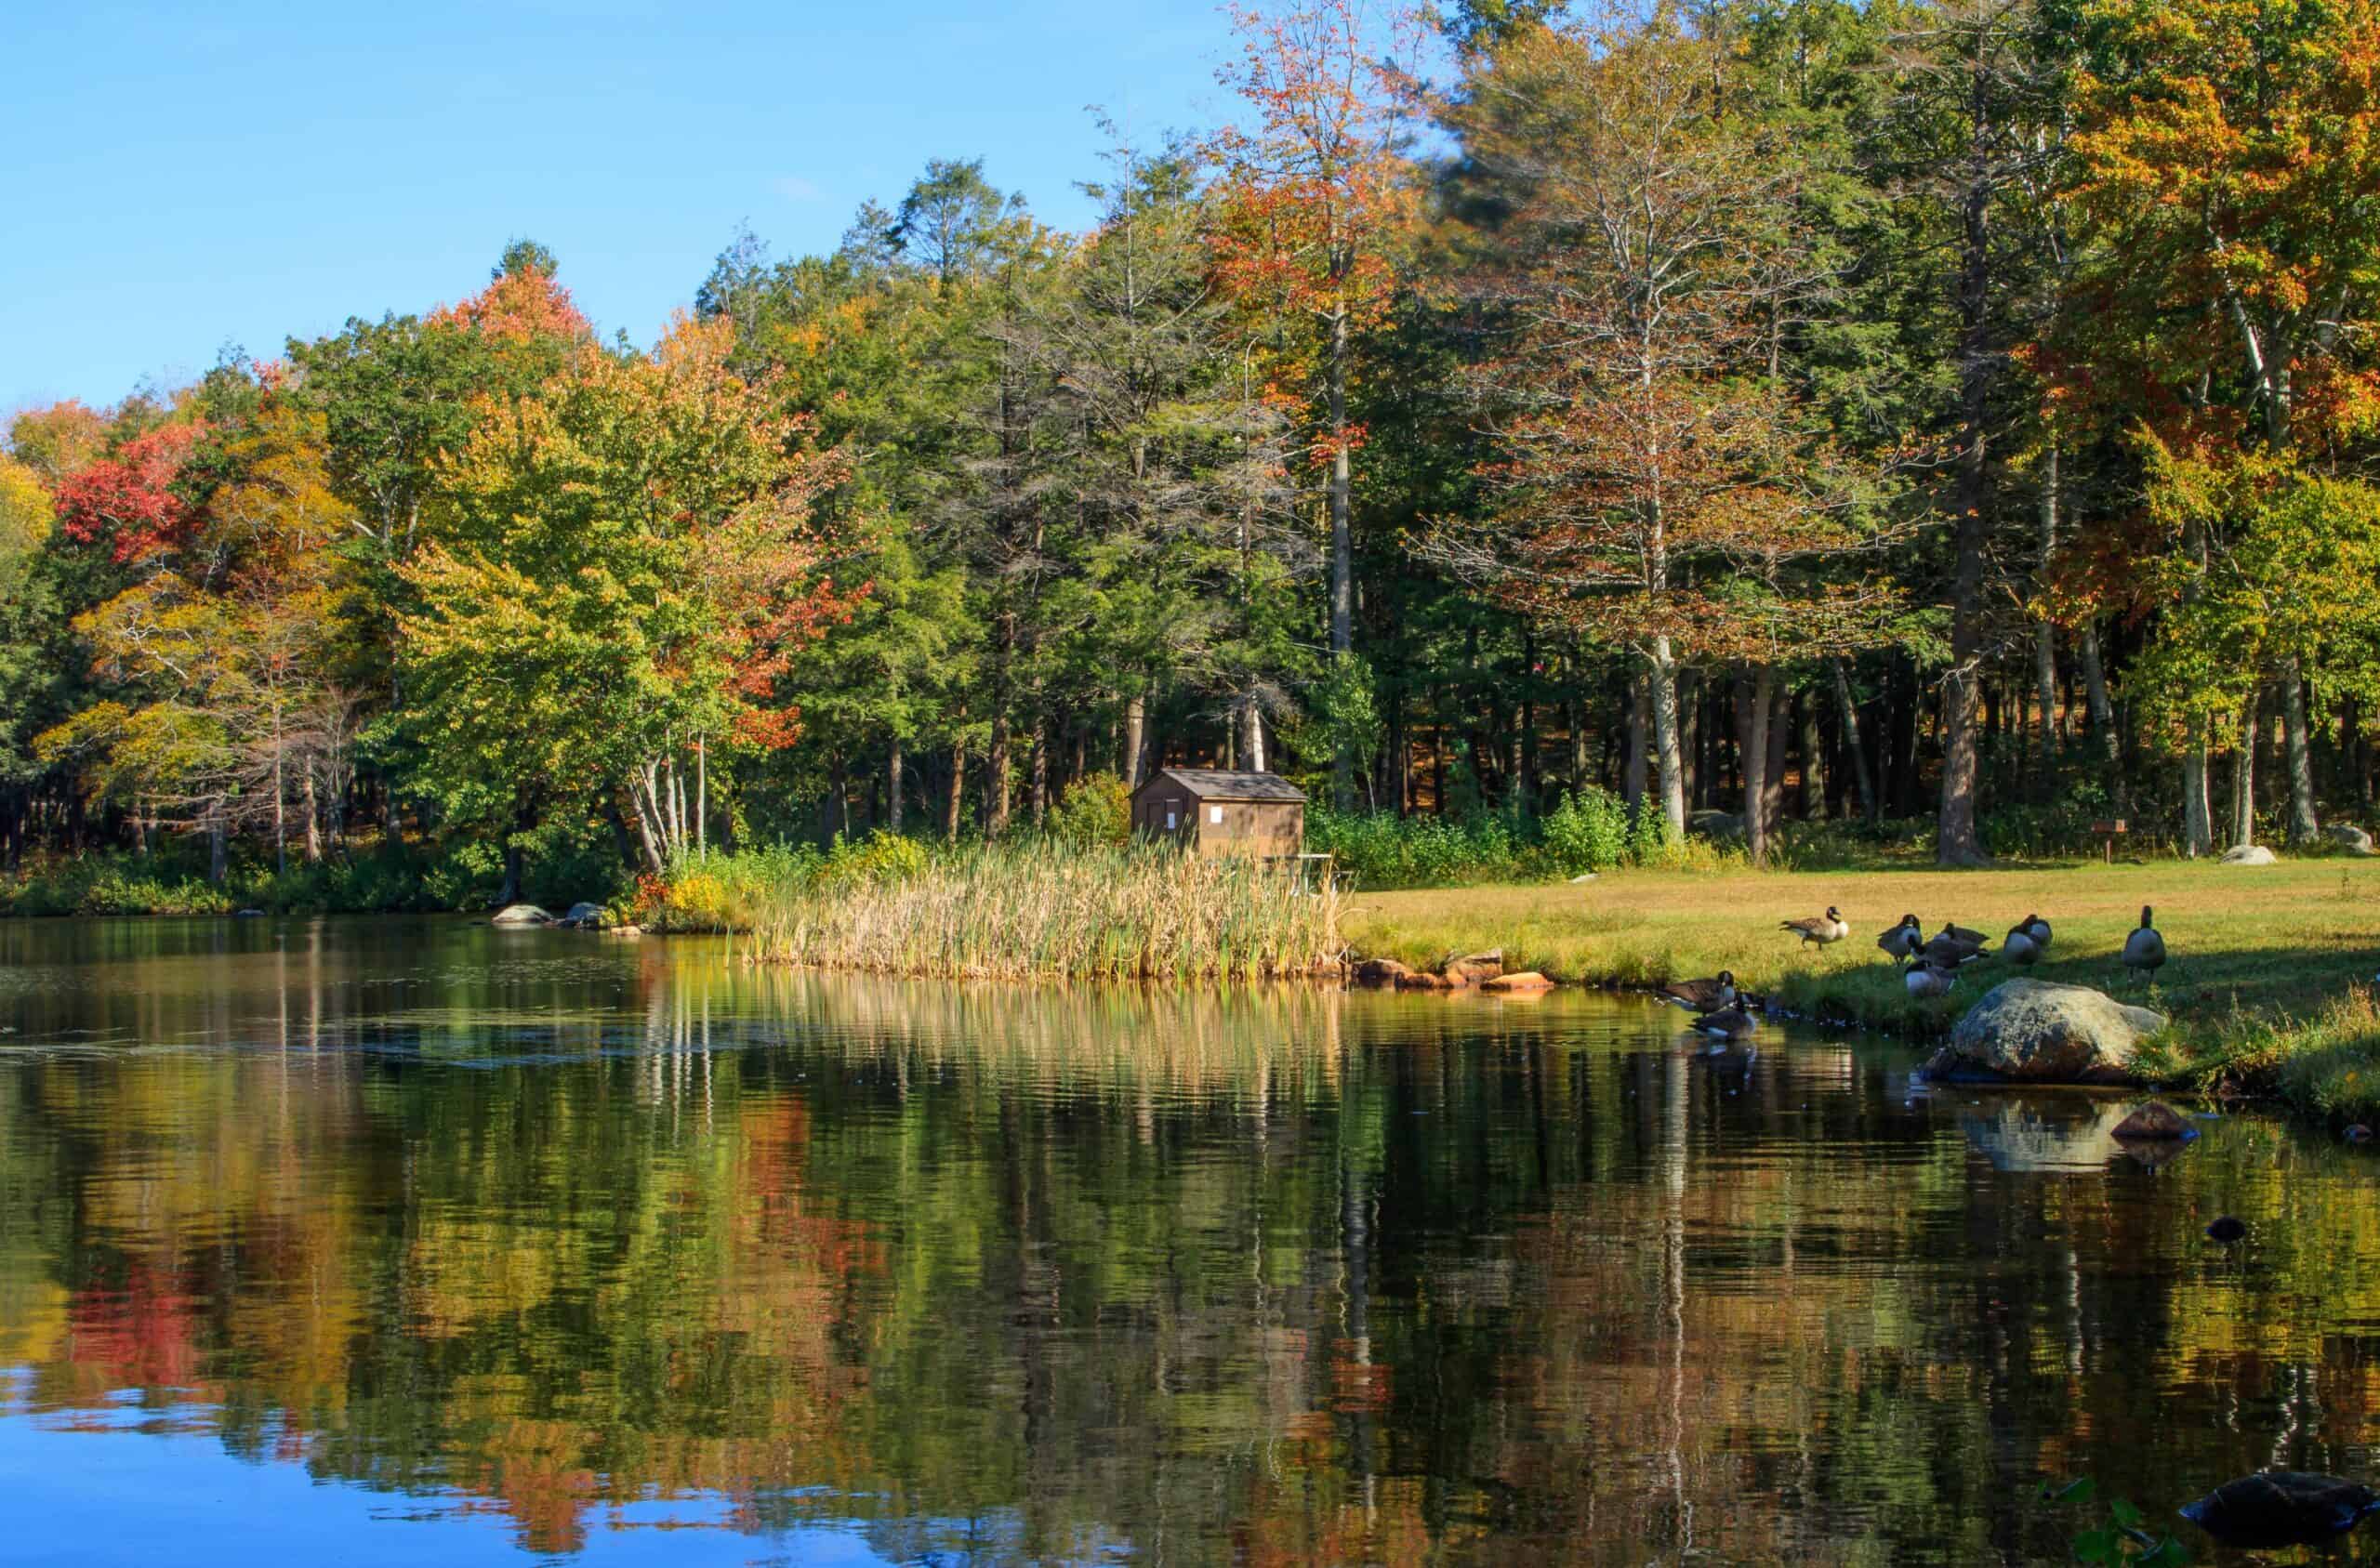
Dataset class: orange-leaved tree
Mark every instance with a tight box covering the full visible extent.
[1209,0,1424,805]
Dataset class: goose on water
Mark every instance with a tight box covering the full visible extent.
[1781,907,1849,948]
[2122,905,2167,982]
[1690,1005,1759,1040]
[1659,971,1738,1011]
[2180,1471,2380,1549]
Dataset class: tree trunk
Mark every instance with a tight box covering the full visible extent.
[1121,692,1146,787]
[1329,307,1354,813]
[1647,640,1686,836]
[1737,665,1774,866]
[2033,443,2062,768]
[2231,689,2260,850]
[2281,658,2320,842]
[1829,661,1876,827]
[208,812,227,886]
[496,838,522,908]
[1624,672,1649,821]
[1800,692,1827,822]
[2077,621,2128,820]
[1937,77,1997,867]
[696,740,707,856]
[2181,718,2214,858]
[945,744,967,843]
[985,712,1011,837]
[302,771,323,864]
[1243,698,1267,772]
[887,731,904,835]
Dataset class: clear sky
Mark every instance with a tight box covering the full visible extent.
[1,0,1243,415]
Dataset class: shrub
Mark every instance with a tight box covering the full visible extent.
[1540,788,1631,876]
[1045,772,1132,850]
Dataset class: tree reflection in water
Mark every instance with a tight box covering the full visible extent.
[0,916,2372,1562]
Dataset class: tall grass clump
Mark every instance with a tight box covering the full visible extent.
[743,836,1345,981]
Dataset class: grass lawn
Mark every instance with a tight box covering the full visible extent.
[1344,856,2380,1121]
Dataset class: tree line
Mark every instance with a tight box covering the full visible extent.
[4,0,2378,903]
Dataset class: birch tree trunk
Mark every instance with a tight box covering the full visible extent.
[2281,659,2320,843]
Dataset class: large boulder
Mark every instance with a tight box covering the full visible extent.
[1353,957,1414,988]
[490,903,554,927]
[2325,824,2377,856]
[2221,844,2279,865]
[1925,979,2166,1086]
[1483,970,1554,994]
[561,902,605,929]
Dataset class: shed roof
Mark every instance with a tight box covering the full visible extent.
[1134,768,1307,804]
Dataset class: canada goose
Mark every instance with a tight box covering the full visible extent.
[1903,959,1960,999]
[1781,907,1849,947]
[2121,905,2166,981]
[1659,970,1737,1011]
[1690,1005,1758,1039]
[1918,924,1988,967]
[2017,914,2052,949]
[1876,914,1924,960]
[2180,1471,2380,1550]
[2205,1215,2247,1244]
[2002,924,2043,965]
[1943,923,1989,947]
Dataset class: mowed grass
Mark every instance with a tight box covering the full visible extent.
[1346,857,2380,1120]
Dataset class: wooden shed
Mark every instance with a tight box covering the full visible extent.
[1130,769,1306,858]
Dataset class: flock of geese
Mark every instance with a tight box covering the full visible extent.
[1660,904,2172,1039]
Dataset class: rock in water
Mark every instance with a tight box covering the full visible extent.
[2110,1100,2196,1141]
[1352,957,1415,987]
[2180,1471,2380,1549]
[1923,980,2166,1086]
[1482,970,1554,994]
[2220,843,2279,865]
[1444,950,1505,986]
[562,902,604,929]
[490,903,554,927]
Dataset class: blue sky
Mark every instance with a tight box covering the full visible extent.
[1,0,1244,415]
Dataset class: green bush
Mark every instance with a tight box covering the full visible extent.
[1540,788,1631,875]
[1046,772,1131,850]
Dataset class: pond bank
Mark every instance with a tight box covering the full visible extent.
[1344,862,2380,1127]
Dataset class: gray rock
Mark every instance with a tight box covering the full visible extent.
[562,902,605,929]
[1688,810,1746,842]
[2324,824,2376,856]
[1924,979,2167,1086]
[490,903,554,927]
[2221,843,2279,865]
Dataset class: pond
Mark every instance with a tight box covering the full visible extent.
[0,916,2369,1564]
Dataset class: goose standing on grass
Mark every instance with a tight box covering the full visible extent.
[1690,1004,1758,1040]
[2122,905,2167,982]
[1659,971,1738,1011]
[1877,914,1924,961]
[1904,959,1961,999]
[1782,907,1850,949]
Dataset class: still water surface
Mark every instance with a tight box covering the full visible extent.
[0,916,2372,1565]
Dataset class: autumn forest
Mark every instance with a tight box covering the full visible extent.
[4,0,2378,910]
